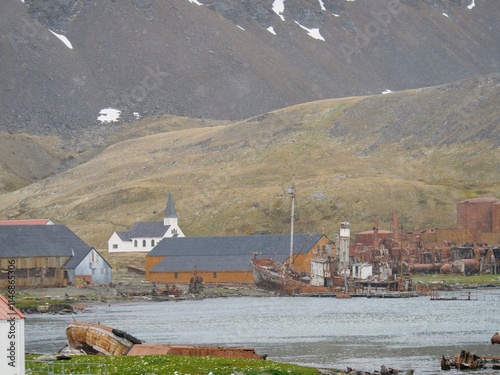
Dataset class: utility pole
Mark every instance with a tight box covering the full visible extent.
[288,178,296,269]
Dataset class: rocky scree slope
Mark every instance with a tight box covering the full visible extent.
[0,0,499,140]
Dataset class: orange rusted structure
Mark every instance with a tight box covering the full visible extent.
[127,344,261,359]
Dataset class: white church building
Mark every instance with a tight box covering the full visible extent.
[108,193,185,253]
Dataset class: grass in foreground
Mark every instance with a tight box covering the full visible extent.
[26,354,323,375]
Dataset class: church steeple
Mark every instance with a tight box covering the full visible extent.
[164,193,178,226]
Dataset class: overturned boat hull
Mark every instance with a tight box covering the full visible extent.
[66,322,137,355]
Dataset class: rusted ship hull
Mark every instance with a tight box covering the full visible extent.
[251,257,332,295]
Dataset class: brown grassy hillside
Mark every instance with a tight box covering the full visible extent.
[0,75,498,249]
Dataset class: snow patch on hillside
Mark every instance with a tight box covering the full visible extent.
[49,30,73,49]
[295,21,325,41]
[98,108,121,123]
[273,0,285,21]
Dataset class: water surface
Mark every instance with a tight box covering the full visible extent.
[26,289,500,374]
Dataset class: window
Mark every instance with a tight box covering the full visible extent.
[143,240,146,247]
[212,272,217,279]
[29,268,43,277]
[17,269,28,278]
[174,272,178,279]
[46,268,56,277]
[151,239,155,247]
[134,240,138,247]
[113,244,118,249]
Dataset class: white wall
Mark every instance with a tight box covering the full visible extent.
[0,318,25,375]
[108,233,164,253]
[73,249,112,284]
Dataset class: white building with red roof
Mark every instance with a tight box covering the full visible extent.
[0,294,25,375]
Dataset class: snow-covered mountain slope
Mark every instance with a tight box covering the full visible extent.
[1,0,499,139]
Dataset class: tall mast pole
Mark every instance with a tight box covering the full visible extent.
[287,178,296,269]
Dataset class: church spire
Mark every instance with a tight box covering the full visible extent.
[164,193,178,226]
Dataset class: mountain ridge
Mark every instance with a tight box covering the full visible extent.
[1,0,499,139]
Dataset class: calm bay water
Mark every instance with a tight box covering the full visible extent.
[26,289,500,374]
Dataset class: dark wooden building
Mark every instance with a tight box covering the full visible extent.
[0,225,112,287]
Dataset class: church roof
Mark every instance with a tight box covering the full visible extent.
[129,222,169,238]
[149,233,325,272]
[116,231,131,241]
[164,193,178,218]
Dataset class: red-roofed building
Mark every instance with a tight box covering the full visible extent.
[0,219,54,226]
[0,294,25,375]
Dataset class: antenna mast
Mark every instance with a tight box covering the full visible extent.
[287,177,296,269]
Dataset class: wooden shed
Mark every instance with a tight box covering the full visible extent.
[0,225,112,287]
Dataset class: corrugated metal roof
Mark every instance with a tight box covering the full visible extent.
[116,231,130,241]
[0,219,52,225]
[0,225,91,269]
[0,294,25,320]
[129,222,169,238]
[149,233,324,273]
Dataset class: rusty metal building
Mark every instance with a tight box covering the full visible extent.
[0,225,112,287]
[457,197,500,233]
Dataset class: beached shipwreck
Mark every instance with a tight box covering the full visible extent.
[66,321,263,359]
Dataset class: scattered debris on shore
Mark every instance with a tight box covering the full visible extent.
[441,350,500,371]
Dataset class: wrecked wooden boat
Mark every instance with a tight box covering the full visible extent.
[66,321,142,355]
[66,321,263,360]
